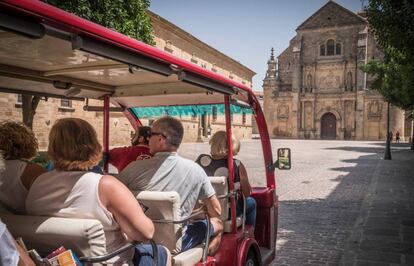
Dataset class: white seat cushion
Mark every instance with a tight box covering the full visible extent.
[135,191,182,254]
[208,176,228,221]
[0,214,106,257]
[172,245,203,266]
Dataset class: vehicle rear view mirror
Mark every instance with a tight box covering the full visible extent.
[277,148,291,170]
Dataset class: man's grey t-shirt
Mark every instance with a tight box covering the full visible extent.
[118,152,215,218]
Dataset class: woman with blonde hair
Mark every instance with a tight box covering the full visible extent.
[196,130,257,227]
[26,118,168,265]
[0,121,46,214]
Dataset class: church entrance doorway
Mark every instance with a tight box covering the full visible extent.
[321,112,336,139]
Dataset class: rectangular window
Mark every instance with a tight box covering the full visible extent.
[60,99,72,108]
[17,94,22,103]
[336,43,341,55]
[320,45,325,56]
[212,106,218,121]
[242,112,246,125]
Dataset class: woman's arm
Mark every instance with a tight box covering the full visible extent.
[98,175,154,241]
[239,162,252,197]
[21,162,47,190]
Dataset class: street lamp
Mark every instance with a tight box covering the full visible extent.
[384,102,392,160]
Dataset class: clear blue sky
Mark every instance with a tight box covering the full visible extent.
[150,0,364,91]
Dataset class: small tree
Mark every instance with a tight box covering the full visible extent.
[44,0,154,44]
[363,0,414,149]
[19,0,154,129]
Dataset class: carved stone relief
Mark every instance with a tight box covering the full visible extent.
[305,102,313,128]
[318,70,341,90]
[345,101,354,129]
[367,100,382,121]
[277,103,289,120]
[368,100,381,116]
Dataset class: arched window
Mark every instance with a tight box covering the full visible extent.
[320,44,325,56]
[327,39,335,55]
[336,43,341,55]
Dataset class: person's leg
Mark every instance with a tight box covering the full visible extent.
[133,244,169,266]
[208,217,223,255]
[236,197,257,227]
[181,220,215,251]
[245,197,257,227]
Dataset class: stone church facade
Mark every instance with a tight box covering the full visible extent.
[263,1,406,140]
[0,10,255,150]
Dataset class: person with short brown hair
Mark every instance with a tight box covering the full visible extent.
[0,121,45,214]
[107,126,152,172]
[26,118,168,265]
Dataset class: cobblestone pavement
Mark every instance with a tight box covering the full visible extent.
[341,146,414,266]
[178,139,404,265]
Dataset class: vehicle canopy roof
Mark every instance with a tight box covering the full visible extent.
[0,0,274,188]
[0,0,256,109]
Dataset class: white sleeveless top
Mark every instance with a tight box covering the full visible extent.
[26,171,134,265]
[0,160,28,214]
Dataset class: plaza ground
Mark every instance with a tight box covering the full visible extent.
[178,139,414,265]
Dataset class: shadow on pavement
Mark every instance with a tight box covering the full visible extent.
[274,146,414,266]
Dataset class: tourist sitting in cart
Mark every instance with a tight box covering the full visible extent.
[196,131,257,227]
[0,121,46,214]
[119,116,224,255]
[106,126,152,172]
[25,118,169,266]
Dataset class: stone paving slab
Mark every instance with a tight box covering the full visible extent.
[178,140,413,265]
[341,147,414,266]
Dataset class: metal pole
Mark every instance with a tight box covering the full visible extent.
[224,95,236,233]
[384,102,392,160]
[411,119,414,150]
[103,95,110,172]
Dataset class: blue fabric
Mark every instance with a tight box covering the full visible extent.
[133,244,167,266]
[181,220,214,251]
[236,196,257,227]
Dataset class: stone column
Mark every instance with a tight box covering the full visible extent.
[391,106,405,141]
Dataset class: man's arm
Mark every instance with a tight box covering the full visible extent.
[204,195,221,218]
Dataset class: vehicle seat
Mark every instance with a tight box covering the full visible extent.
[208,176,242,233]
[135,191,204,266]
[0,213,107,258]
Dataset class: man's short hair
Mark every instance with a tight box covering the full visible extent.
[155,116,184,148]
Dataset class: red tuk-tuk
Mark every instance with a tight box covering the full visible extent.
[0,1,285,265]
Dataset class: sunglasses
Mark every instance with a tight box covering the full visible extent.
[150,131,167,138]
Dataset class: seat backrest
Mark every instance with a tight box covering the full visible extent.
[135,191,182,254]
[0,213,106,258]
[208,176,229,221]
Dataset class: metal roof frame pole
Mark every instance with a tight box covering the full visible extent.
[225,95,237,233]
[103,95,110,173]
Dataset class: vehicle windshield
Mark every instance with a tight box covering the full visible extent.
[130,103,252,119]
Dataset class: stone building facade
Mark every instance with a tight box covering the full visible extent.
[0,10,255,150]
[263,1,406,140]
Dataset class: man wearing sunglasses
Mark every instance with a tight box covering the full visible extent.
[119,116,223,255]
